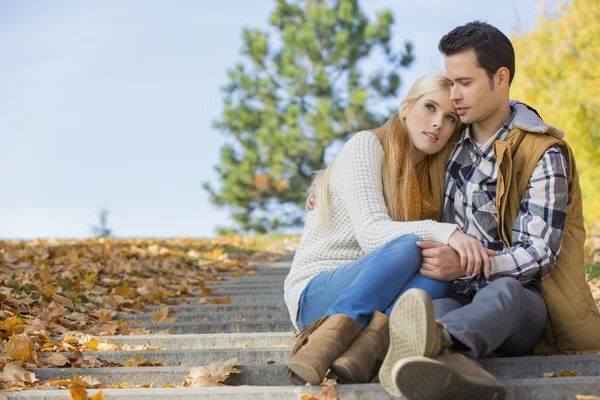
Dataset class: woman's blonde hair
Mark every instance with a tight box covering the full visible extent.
[311,72,460,225]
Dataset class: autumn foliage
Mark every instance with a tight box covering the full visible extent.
[510,0,600,233]
[0,236,296,391]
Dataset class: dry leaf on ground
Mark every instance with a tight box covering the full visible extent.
[184,358,241,387]
[69,385,103,400]
[151,308,176,324]
[121,355,165,367]
[0,361,38,391]
[299,384,339,400]
[576,396,600,400]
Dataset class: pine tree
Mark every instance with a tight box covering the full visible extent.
[205,0,414,233]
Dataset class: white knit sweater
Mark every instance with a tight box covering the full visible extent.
[284,130,458,331]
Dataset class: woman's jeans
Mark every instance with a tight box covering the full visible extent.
[297,234,450,329]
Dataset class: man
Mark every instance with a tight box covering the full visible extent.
[380,21,600,400]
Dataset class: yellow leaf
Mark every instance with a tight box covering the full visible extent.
[39,264,51,284]
[211,297,232,305]
[151,308,176,324]
[91,390,104,400]
[5,334,37,362]
[69,385,90,400]
[559,369,578,377]
[42,284,57,298]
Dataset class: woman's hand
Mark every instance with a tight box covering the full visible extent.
[448,230,491,278]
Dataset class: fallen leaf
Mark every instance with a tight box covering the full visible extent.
[69,385,91,400]
[122,355,165,367]
[538,372,560,378]
[0,361,38,388]
[151,308,176,324]
[4,334,37,362]
[576,396,600,400]
[299,384,339,400]
[559,369,578,377]
[52,293,74,309]
[268,344,291,348]
[318,385,339,400]
[211,297,232,304]
[39,265,51,285]
[44,353,69,367]
[184,358,241,387]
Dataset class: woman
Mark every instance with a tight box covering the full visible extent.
[283,73,490,387]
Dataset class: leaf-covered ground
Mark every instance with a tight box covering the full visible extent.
[1,235,599,396]
[0,235,298,392]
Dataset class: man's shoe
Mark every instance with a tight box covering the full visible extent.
[287,314,362,385]
[330,311,389,383]
[392,353,507,400]
[379,289,453,396]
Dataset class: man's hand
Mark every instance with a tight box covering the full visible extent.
[417,241,496,281]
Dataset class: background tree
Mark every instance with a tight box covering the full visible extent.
[510,0,600,234]
[91,204,112,238]
[204,0,414,233]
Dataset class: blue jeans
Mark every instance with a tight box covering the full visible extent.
[297,234,450,329]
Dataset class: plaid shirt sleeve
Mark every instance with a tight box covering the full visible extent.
[470,145,569,289]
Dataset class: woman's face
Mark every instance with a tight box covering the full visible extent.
[403,89,459,164]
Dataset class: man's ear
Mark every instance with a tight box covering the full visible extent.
[495,67,510,89]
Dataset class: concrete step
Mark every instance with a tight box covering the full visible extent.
[0,385,393,400]
[189,290,283,297]
[135,320,294,334]
[5,379,600,400]
[205,282,285,289]
[120,310,290,323]
[144,303,286,312]
[177,295,284,304]
[24,364,600,399]
[105,333,295,350]
[28,355,600,386]
[42,348,291,365]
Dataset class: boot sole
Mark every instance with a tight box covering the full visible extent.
[393,356,507,400]
[287,360,323,386]
[378,289,437,397]
[330,361,366,384]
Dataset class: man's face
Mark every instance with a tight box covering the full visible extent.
[444,49,501,126]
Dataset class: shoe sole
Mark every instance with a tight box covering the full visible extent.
[393,356,507,400]
[287,360,322,386]
[378,289,437,397]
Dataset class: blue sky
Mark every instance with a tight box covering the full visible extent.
[0,0,561,240]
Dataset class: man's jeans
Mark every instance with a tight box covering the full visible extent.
[434,278,548,359]
[297,234,450,329]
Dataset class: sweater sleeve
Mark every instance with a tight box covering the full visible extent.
[331,131,458,254]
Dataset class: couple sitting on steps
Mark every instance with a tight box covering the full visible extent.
[283,21,600,400]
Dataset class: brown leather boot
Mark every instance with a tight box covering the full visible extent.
[330,311,389,383]
[391,353,507,400]
[287,314,362,385]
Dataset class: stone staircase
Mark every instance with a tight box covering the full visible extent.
[3,254,600,399]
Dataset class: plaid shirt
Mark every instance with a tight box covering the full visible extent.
[444,106,569,296]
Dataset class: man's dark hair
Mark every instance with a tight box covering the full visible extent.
[439,21,515,86]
